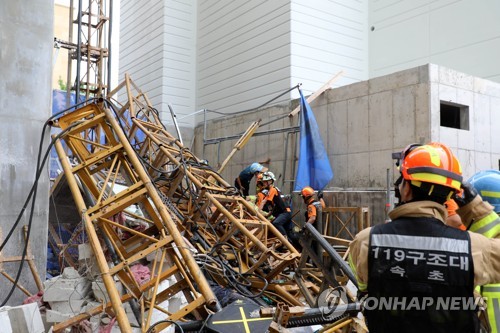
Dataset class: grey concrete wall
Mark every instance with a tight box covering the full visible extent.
[192,63,500,228]
[0,1,53,304]
[193,65,435,192]
[191,66,430,225]
[428,64,500,180]
[193,103,300,194]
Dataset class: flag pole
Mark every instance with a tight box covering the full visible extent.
[288,71,344,118]
[293,90,334,191]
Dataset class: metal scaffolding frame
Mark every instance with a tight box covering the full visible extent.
[66,0,111,101]
[49,75,362,332]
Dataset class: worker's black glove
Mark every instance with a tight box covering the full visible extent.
[454,181,478,207]
[318,190,323,199]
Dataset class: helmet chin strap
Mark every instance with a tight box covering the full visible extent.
[394,175,405,207]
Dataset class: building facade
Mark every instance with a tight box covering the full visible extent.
[193,64,500,225]
[119,0,500,139]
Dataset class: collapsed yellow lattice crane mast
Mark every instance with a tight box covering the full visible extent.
[49,75,354,332]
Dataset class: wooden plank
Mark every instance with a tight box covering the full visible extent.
[217,120,261,173]
[288,71,344,117]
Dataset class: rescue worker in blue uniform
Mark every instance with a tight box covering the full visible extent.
[234,162,267,197]
[349,142,500,333]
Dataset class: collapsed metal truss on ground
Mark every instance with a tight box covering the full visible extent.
[50,75,363,332]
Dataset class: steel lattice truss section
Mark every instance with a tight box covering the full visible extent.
[69,0,110,99]
[106,76,327,304]
[51,75,349,331]
[52,102,219,332]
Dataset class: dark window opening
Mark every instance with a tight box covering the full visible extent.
[440,101,469,130]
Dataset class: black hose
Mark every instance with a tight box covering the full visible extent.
[303,222,358,287]
[146,319,184,333]
[0,119,85,305]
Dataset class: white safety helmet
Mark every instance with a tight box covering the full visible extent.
[261,171,276,182]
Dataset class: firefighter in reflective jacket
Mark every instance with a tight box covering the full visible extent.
[255,173,273,220]
[349,142,500,333]
[300,186,323,254]
[300,186,322,228]
[469,170,500,332]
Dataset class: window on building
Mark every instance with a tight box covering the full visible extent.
[440,101,469,130]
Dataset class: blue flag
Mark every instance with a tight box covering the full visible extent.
[294,89,333,191]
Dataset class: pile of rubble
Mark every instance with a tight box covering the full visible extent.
[43,266,128,332]
[0,76,362,332]
[1,242,188,332]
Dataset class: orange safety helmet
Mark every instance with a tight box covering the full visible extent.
[301,186,315,198]
[256,173,264,182]
[398,142,462,192]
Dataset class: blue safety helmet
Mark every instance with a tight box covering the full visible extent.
[249,163,264,173]
[468,169,500,212]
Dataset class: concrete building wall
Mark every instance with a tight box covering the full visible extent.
[193,64,500,226]
[0,1,52,304]
[159,0,197,134]
[196,0,370,115]
[120,0,165,102]
[428,64,500,180]
[196,0,292,115]
[194,65,434,191]
[369,0,500,82]
[120,0,500,141]
[120,0,196,142]
[290,0,369,98]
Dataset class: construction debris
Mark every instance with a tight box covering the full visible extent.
[26,74,366,332]
[0,302,45,333]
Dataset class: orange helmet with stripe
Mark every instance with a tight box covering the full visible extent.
[399,142,462,193]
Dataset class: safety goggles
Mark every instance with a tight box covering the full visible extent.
[392,143,422,168]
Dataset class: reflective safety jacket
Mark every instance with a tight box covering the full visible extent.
[366,217,477,333]
[263,186,291,217]
[466,207,500,332]
[349,196,500,332]
[304,198,322,223]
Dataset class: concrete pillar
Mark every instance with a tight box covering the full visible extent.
[0,1,53,304]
